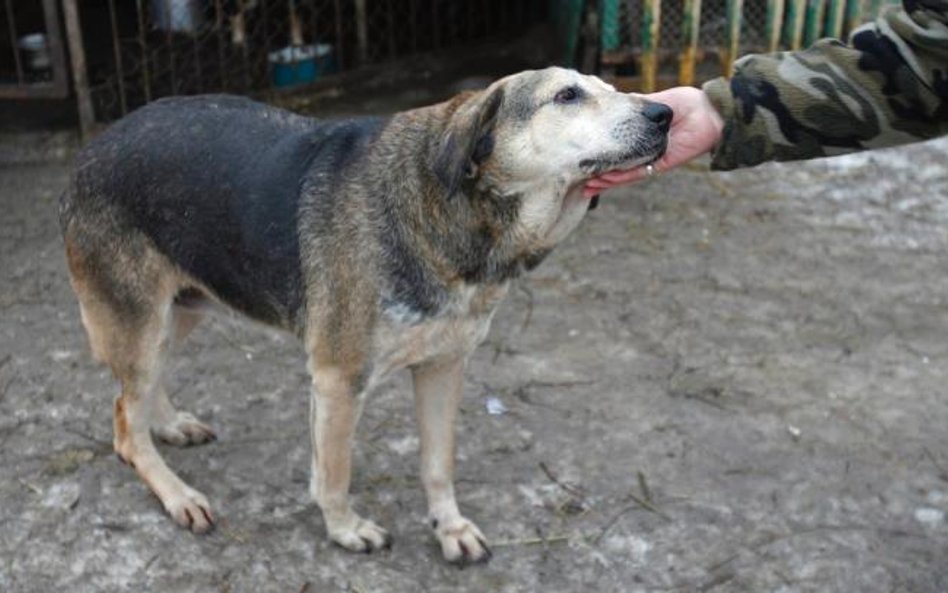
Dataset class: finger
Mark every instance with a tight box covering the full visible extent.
[600,169,647,183]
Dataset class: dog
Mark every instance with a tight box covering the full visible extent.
[60,67,670,563]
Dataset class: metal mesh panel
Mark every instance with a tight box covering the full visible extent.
[84,0,545,123]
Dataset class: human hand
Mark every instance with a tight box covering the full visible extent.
[584,86,724,197]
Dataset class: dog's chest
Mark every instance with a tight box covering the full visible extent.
[374,283,509,372]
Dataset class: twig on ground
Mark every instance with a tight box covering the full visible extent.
[594,493,672,544]
[18,478,43,495]
[698,572,735,592]
[539,461,585,500]
[923,446,948,481]
[518,283,535,332]
[637,471,652,502]
[491,534,571,547]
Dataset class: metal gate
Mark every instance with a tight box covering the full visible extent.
[557,0,903,91]
[0,0,68,98]
[64,0,545,134]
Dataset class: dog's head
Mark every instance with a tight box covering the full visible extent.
[433,66,670,196]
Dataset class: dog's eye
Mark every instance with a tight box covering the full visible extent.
[554,86,583,105]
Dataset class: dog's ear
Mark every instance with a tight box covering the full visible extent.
[433,86,505,197]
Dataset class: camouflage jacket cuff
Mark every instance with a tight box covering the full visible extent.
[701,76,742,171]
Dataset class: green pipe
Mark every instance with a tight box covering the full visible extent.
[678,0,702,85]
[765,0,785,51]
[724,0,743,78]
[824,0,844,38]
[803,0,826,47]
[640,0,661,91]
[844,0,863,36]
[783,0,806,49]
[601,0,621,52]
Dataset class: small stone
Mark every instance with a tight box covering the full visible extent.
[486,396,507,416]
[41,482,81,510]
[914,507,944,526]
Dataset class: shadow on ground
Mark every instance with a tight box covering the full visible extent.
[1,102,946,592]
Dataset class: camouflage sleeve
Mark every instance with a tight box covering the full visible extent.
[702,0,948,170]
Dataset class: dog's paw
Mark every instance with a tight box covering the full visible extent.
[432,516,491,565]
[153,412,217,446]
[163,485,214,534]
[329,517,393,553]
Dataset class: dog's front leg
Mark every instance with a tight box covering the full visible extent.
[412,357,491,564]
[309,367,392,552]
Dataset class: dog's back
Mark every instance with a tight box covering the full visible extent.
[61,95,385,328]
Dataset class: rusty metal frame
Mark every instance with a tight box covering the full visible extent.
[0,0,68,99]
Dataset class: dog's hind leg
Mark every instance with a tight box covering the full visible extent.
[412,357,491,564]
[151,303,217,446]
[66,238,214,533]
[309,366,392,552]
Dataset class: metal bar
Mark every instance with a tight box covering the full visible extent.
[165,0,178,94]
[825,0,845,37]
[723,0,743,78]
[4,0,23,83]
[354,0,368,64]
[408,0,418,52]
[844,0,863,36]
[135,0,152,102]
[639,0,661,92]
[62,0,95,136]
[765,0,786,52]
[261,0,274,90]
[803,0,826,47]
[601,0,621,52]
[784,0,806,49]
[387,0,397,58]
[107,0,128,115]
[191,3,203,93]
[307,0,318,47]
[213,0,226,91]
[432,0,441,50]
[333,0,345,69]
[41,0,68,97]
[467,0,475,39]
[678,0,702,86]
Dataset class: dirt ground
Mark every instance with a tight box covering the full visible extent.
[1,108,947,591]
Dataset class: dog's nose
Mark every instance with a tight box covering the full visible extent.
[642,102,673,134]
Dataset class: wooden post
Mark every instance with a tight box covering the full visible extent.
[62,0,95,138]
[640,0,661,92]
[723,0,743,78]
[765,0,785,52]
[355,0,368,65]
[678,0,702,86]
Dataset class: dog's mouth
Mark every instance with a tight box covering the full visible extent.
[578,136,668,176]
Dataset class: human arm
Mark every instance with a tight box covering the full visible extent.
[585,0,948,195]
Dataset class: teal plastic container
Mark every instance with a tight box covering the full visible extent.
[269,44,335,88]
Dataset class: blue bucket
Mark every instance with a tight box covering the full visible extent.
[269,44,335,88]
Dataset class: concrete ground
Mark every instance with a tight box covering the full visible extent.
[1,119,947,592]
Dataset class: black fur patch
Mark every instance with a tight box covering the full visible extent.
[81,95,385,330]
